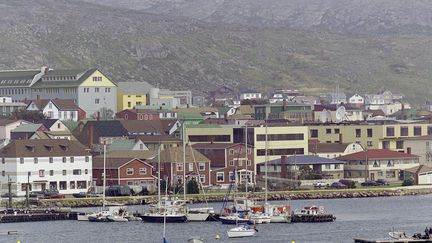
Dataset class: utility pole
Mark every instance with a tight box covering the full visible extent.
[364,148,368,183]
[182,121,186,200]
[264,122,268,205]
[26,171,30,208]
[7,175,12,210]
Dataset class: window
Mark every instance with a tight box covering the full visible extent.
[367,141,373,147]
[199,175,205,183]
[229,160,234,166]
[326,129,331,134]
[373,161,380,167]
[229,172,235,182]
[176,163,183,171]
[387,160,394,167]
[62,157,66,163]
[70,157,74,163]
[229,149,234,155]
[85,169,88,174]
[386,127,395,137]
[77,181,87,189]
[105,88,111,93]
[34,158,38,164]
[126,168,134,175]
[84,88,89,93]
[428,126,432,135]
[1,158,4,164]
[382,141,390,149]
[414,126,422,136]
[95,99,100,104]
[257,148,304,156]
[334,129,340,134]
[355,129,361,138]
[39,170,45,177]
[256,133,304,141]
[70,181,76,189]
[216,172,224,182]
[310,129,318,138]
[139,168,147,175]
[49,170,54,176]
[128,102,131,108]
[199,163,205,171]
[400,126,408,136]
[335,164,341,169]
[325,164,331,169]
[367,129,373,138]
[2,171,5,177]
[73,169,81,175]
[396,140,404,149]
[247,160,251,166]
[62,170,67,176]
[95,88,99,93]
[59,181,67,190]
[188,163,193,172]
[85,156,89,162]
[378,171,383,177]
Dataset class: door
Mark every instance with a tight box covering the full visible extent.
[370,173,375,181]
[41,183,46,191]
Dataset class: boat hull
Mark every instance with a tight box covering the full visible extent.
[140,215,187,223]
[227,229,256,238]
[270,215,291,223]
[187,213,209,222]
[219,216,253,225]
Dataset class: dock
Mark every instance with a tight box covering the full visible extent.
[354,238,432,243]
[0,208,77,223]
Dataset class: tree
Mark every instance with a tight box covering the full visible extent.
[186,178,200,194]
[402,177,415,186]
[8,109,46,123]
[92,108,114,120]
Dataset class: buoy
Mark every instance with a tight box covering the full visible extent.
[291,240,295,243]
[17,241,20,243]
[215,234,221,240]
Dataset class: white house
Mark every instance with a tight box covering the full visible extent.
[240,90,262,100]
[309,142,364,158]
[348,94,364,105]
[0,139,92,196]
[27,99,82,121]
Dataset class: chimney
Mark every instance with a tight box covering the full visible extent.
[280,155,288,179]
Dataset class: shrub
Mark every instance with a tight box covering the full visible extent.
[339,179,356,189]
[402,177,415,186]
[187,179,200,194]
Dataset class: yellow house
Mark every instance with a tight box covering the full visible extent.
[116,82,149,112]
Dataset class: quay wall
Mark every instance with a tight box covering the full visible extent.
[33,187,432,208]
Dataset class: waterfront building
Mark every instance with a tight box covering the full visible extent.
[308,141,364,158]
[26,99,85,121]
[92,152,156,187]
[192,143,254,186]
[155,146,211,187]
[403,165,432,185]
[0,139,92,196]
[338,149,420,182]
[0,67,117,117]
[257,155,345,180]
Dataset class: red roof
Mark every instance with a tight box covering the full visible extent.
[337,149,419,160]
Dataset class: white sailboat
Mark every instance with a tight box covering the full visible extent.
[227,224,257,238]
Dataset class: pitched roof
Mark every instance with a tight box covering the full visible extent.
[118,109,160,115]
[28,99,50,110]
[119,120,165,135]
[108,139,137,151]
[159,119,179,133]
[156,146,210,163]
[90,120,129,137]
[337,149,419,160]
[0,119,25,126]
[404,165,432,174]
[100,150,157,160]
[267,155,345,165]
[12,123,44,133]
[31,69,98,88]
[0,139,89,157]
[308,142,351,153]
[51,99,80,110]
[40,119,59,129]
[0,70,39,87]
[92,157,153,169]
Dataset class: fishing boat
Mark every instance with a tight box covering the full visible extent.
[292,205,336,223]
[227,224,256,238]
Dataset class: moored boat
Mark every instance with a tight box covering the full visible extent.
[227,224,256,238]
[292,205,336,223]
[187,207,214,222]
[219,214,253,225]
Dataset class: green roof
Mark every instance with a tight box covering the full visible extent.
[108,139,137,151]
[186,124,221,128]
[11,124,43,133]
[177,112,203,120]
[62,120,79,131]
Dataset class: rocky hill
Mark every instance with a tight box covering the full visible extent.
[2,0,432,102]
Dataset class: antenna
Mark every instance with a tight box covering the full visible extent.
[335,106,346,123]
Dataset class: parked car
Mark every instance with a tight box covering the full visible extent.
[313,181,328,189]
[29,191,46,200]
[72,192,87,198]
[43,189,65,199]
[329,182,348,189]
[375,179,390,186]
[360,180,381,187]
[1,192,17,198]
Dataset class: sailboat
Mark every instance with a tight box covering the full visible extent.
[140,144,187,223]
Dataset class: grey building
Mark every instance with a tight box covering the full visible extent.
[0,67,117,118]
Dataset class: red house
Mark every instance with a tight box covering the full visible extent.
[192,143,255,186]
[116,109,161,121]
[93,154,157,187]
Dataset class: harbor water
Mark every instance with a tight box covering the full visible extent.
[1,194,432,243]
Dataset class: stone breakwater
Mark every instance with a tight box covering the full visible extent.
[36,188,432,208]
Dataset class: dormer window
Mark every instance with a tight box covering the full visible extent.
[44,145,54,152]
[25,145,35,152]
[59,145,69,151]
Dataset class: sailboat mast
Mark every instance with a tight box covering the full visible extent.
[264,122,268,205]
[103,143,106,209]
[158,143,161,208]
[244,125,248,205]
[182,121,186,200]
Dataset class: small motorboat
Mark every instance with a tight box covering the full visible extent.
[227,224,256,238]
[388,231,409,239]
[88,214,110,222]
[250,213,271,224]
[106,215,128,222]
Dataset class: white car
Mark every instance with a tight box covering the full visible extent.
[313,182,328,188]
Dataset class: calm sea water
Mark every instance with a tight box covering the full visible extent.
[1,195,432,243]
